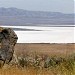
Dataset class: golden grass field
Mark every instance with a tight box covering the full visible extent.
[0,43,75,75]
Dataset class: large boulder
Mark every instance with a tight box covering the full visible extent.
[0,27,18,67]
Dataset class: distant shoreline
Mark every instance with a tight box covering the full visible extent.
[1,25,75,27]
[17,43,75,44]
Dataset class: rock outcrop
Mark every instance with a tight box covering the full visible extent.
[0,27,18,67]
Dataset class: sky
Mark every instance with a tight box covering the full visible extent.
[0,0,74,14]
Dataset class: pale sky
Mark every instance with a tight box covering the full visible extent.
[0,0,74,13]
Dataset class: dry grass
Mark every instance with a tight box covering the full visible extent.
[15,43,75,57]
[0,43,75,75]
[0,67,54,75]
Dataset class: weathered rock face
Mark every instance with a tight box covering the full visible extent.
[0,27,18,66]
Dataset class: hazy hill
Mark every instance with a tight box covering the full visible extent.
[0,7,74,26]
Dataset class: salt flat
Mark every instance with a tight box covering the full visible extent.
[0,25,74,43]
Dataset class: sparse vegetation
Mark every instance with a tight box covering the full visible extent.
[0,43,75,75]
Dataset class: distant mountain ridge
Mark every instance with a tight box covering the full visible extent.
[0,7,74,26]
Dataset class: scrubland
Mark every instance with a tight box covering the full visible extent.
[0,43,75,75]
